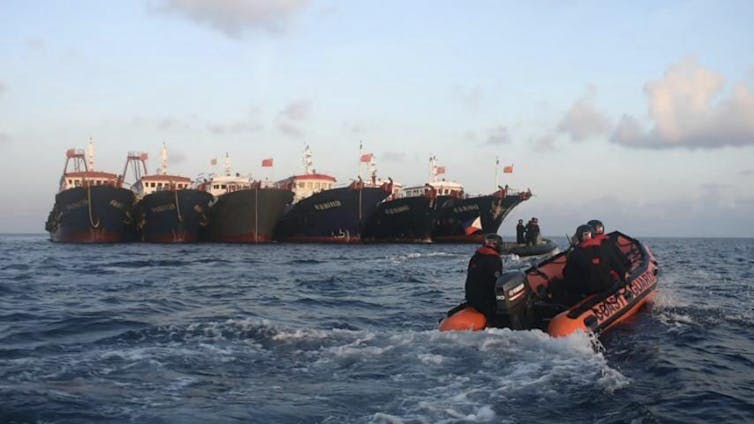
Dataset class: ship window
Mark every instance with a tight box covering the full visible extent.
[298,182,305,189]
[74,180,81,187]
[221,184,226,189]
[158,183,163,188]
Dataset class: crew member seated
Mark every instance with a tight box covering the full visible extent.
[464,233,504,324]
[557,224,625,305]
[587,219,630,280]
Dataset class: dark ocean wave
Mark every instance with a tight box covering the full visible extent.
[1,235,753,423]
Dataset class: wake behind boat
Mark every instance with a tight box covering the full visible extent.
[45,143,136,243]
[439,231,659,337]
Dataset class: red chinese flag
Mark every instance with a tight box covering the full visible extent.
[503,165,514,174]
[210,158,217,166]
[360,153,373,163]
[436,166,446,175]
[262,158,273,167]
[139,152,149,161]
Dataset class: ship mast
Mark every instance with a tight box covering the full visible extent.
[86,139,95,171]
[428,155,437,183]
[224,152,232,177]
[160,143,168,175]
[303,145,313,174]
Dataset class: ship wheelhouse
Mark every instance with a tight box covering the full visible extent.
[276,173,336,203]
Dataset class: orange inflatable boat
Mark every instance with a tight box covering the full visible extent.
[439,232,659,337]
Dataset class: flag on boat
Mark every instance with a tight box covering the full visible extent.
[210,158,217,166]
[463,216,483,235]
[436,166,446,175]
[360,153,373,162]
[503,165,514,173]
[262,158,273,167]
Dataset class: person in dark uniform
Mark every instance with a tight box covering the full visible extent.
[525,217,541,246]
[559,224,625,305]
[464,233,504,323]
[587,219,630,281]
[516,219,526,244]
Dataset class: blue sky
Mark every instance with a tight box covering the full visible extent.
[1,0,753,237]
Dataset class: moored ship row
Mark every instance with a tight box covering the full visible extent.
[46,143,531,244]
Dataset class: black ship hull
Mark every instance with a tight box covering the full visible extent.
[45,185,136,243]
[135,189,213,243]
[433,191,530,243]
[362,195,440,243]
[207,188,293,243]
[274,186,391,243]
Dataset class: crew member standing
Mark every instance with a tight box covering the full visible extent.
[516,219,526,244]
[525,217,541,246]
[464,233,504,324]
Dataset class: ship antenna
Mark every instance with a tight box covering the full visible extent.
[86,138,95,171]
[160,142,168,175]
[303,145,313,174]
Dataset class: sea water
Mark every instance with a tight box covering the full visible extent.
[1,235,753,423]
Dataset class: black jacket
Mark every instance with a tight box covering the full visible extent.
[464,246,503,320]
[516,223,526,244]
[562,237,621,297]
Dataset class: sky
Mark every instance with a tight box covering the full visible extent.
[1,0,753,237]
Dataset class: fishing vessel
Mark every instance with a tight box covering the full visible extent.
[125,144,212,243]
[203,154,293,243]
[273,146,393,243]
[362,156,462,243]
[432,184,532,243]
[45,142,136,243]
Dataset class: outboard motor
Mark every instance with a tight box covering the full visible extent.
[495,271,530,329]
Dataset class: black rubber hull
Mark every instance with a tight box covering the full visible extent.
[207,188,293,242]
[432,192,528,243]
[502,239,559,257]
[362,196,439,243]
[135,189,212,243]
[46,186,136,243]
[274,186,390,243]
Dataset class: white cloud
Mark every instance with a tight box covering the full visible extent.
[451,85,483,111]
[612,59,754,149]
[557,87,611,142]
[279,100,311,121]
[157,0,309,38]
[485,125,510,145]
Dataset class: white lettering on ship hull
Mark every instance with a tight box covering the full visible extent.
[385,205,410,215]
[314,200,342,211]
[453,204,479,213]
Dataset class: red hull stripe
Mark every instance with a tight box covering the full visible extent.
[142,231,200,243]
[211,233,275,243]
[51,229,124,243]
